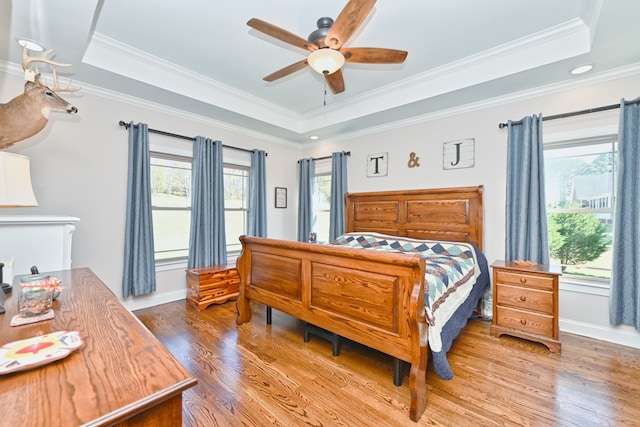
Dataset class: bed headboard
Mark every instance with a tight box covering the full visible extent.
[344,185,484,250]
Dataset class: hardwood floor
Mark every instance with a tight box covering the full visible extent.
[134,300,640,426]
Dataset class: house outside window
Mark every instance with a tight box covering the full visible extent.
[544,137,616,282]
[150,151,250,262]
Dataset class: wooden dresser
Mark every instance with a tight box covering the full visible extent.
[490,260,562,352]
[0,268,197,426]
[186,263,240,310]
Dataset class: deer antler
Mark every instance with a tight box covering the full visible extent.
[22,46,80,92]
[21,46,72,71]
[49,68,80,92]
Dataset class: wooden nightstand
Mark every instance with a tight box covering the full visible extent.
[490,260,562,352]
[186,263,239,311]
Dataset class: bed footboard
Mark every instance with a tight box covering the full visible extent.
[236,235,429,421]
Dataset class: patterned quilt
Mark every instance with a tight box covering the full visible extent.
[330,232,481,353]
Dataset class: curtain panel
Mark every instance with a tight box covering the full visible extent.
[329,151,348,241]
[610,98,640,329]
[505,114,550,264]
[188,137,227,268]
[122,122,156,298]
[248,149,267,237]
[297,158,315,242]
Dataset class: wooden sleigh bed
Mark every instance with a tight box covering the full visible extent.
[236,185,488,422]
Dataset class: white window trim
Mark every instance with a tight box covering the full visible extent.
[149,144,251,268]
[544,129,617,292]
[559,277,610,297]
[155,258,188,272]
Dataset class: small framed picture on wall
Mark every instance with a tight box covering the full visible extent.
[275,187,287,208]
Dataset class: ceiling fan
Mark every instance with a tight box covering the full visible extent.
[247,0,408,94]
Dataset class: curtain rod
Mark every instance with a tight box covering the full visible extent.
[498,98,640,129]
[118,121,264,155]
[297,151,351,163]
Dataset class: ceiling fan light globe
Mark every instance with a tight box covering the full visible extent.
[308,48,345,75]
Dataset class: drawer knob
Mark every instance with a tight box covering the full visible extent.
[520,318,527,325]
[519,295,527,302]
[520,277,527,283]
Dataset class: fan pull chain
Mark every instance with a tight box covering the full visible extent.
[323,77,327,107]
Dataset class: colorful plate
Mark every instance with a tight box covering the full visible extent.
[0,331,83,375]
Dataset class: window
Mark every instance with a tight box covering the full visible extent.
[223,165,250,253]
[150,152,250,262]
[544,137,616,281]
[150,153,191,261]
[313,172,331,243]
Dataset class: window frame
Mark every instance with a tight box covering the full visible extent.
[150,151,192,264]
[312,159,332,243]
[223,163,251,255]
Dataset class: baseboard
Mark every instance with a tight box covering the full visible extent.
[560,318,640,349]
[123,289,187,312]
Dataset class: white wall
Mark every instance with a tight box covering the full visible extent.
[1,68,639,349]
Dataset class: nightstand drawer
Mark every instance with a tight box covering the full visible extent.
[495,270,555,290]
[495,283,554,314]
[495,306,554,338]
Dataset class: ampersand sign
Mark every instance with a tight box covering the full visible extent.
[407,152,420,168]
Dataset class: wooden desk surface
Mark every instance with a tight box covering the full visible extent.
[0,268,197,426]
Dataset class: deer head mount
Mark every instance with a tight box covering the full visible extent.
[0,47,79,150]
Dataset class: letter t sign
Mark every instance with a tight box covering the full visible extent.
[367,152,388,177]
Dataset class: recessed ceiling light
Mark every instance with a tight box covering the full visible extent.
[570,64,593,75]
[309,135,319,140]
[17,38,45,52]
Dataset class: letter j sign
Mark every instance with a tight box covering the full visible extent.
[443,138,474,170]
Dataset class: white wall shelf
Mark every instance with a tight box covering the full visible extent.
[0,215,80,282]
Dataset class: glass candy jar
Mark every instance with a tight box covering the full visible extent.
[18,275,54,317]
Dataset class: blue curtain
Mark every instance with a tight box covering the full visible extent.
[610,98,640,329]
[505,114,550,264]
[297,158,315,242]
[329,151,348,241]
[188,137,227,268]
[123,122,156,298]
[248,149,267,237]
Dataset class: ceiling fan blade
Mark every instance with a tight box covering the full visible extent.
[325,0,376,50]
[263,59,309,82]
[325,69,345,94]
[342,47,408,64]
[247,18,316,52]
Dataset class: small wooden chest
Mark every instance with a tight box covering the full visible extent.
[186,263,239,311]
